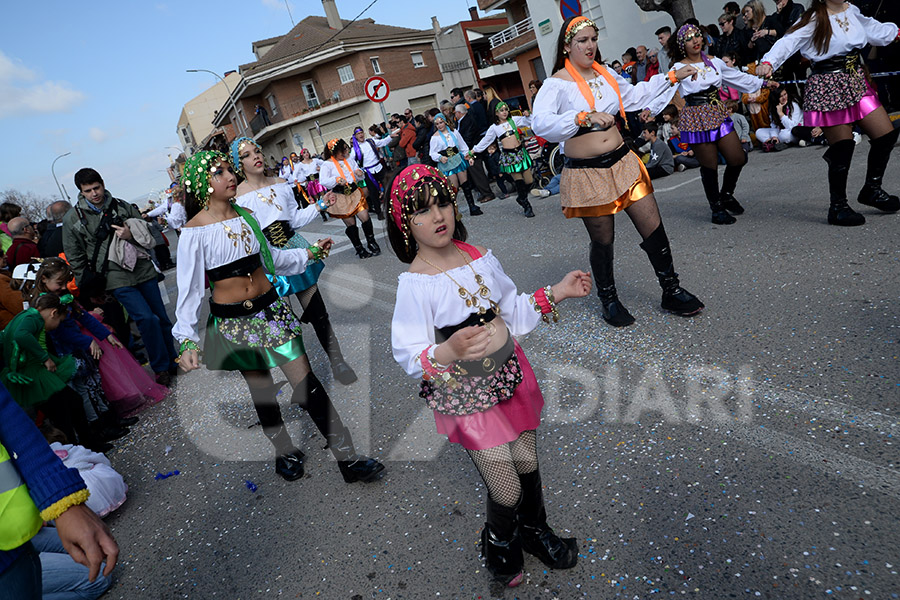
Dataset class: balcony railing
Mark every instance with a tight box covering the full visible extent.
[440,59,471,72]
[247,81,368,135]
[489,17,533,49]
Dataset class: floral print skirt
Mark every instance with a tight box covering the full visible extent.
[204,295,305,371]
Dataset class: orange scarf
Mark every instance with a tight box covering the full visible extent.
[330,157,354,184]
[564,58,625,121]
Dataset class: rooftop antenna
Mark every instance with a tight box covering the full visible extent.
[284,0,295,26]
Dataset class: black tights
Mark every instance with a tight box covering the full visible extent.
[691,130,748,170]
[466,430,538,507]
[581,193,663,246]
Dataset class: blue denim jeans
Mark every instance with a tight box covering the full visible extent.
[112,278,177,374]
[545,174,561,196]
[0,544,41,600]
[33,528,111,600]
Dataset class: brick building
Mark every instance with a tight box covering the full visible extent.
[210,0,446,158]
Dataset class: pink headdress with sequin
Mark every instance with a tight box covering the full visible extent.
[677,24,715,70]
[389,164,459,244]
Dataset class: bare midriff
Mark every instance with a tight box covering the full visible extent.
[563,128,625,159]
[483,317,510,356]
[210,266,273,304]
[500,136,521,151]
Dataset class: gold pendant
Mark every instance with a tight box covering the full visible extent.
[482,357,496,372]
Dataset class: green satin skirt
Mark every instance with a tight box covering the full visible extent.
[203,296,306,371]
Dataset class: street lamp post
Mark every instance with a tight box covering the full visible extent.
[186,69,246,140]
[51,152,72,202]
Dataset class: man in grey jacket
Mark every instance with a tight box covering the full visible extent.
[63,168,177,385]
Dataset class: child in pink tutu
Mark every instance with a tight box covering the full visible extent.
[34,258,168,417]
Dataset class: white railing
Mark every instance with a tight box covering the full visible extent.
[489,17,533,49]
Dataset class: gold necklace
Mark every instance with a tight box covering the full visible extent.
[833,12,851,33]
[223,220,253,255]
[587,79,603,102]
[255,187,283,211]
[419,246,500,334]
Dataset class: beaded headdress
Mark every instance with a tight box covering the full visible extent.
[676,24,715,69]
[327,138,340,152]
[389,164,459,247]
[433,113,446,123]
[181,150,228,209]
[565,16,598,43]
[230,137,261,178]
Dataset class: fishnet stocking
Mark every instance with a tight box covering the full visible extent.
[466,430,539,507]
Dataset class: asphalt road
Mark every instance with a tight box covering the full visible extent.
[102,141,898,599]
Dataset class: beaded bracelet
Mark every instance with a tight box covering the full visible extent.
[531,285,560,323]
[668,70,678,86]
[176,339,200,363]
[309,241,330,261]
[420,346,463,388]
[575,111,592,127]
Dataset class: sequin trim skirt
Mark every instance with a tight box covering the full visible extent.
[204,294,305,371]
[560,150,654,218]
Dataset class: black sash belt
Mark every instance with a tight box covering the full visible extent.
[683,87,719,106]
[435,308,498,343]
[563,144,630,170]
[206,254,262,283]
[572,122,614,137]
[811,51,862,75]
[209,287,279,318]
[456,335,515,377]
[262,220,292,248]
[332,182,359,195]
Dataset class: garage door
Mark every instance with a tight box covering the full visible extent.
[408,94,437,117]
[311,114,363,154]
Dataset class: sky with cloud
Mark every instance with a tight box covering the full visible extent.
[0,0,482,205]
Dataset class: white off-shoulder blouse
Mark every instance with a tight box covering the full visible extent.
[429,129,470,163]
[532,71,678,153]
[471,115,533,154]
[233,181,320,230]
[172,214,310,344]
[391,249,541,379]
[291,158,324,183]
[318,156,362,190]
[762,3,898,70]
[646,57,763,115]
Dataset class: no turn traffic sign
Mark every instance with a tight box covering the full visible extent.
[365,76,390,103]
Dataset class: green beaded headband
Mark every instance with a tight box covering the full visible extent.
[181,150,228,208]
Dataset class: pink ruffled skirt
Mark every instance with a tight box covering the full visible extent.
[805,78,882,128]
[306,179,326,197]
[433,340,543,450]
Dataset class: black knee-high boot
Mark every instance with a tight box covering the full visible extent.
[345,225,371,258]
[290,372,384,483]
[720,164,745,214]
[250,380,305,481]
[589,241,635,327]
[360,218,381,256]
[700,166,735,224]
[300,289,357,385]
[857,128,900,212]
[824,139,865,226]
[518,471,578,569]
[514,179,535,218]
[482,497,524,587]
[639,223,704,316]
[461,180,483,216]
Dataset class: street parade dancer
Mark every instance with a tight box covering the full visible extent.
[173,150,384,482]
[351,127,392,220]
[532,15,704,327]
[319,138,381,259]
[387,163,592,587]
[428,113,482,217]
[758,0,900,226]
[656,23,773,224]
[231,137,358,385]
[470,103,536,218]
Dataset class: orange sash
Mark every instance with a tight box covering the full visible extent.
[330,157,354,184]
[564,58,626,121]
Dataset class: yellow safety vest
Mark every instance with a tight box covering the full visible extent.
[0,442,42,551]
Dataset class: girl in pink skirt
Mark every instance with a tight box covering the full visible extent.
[387,164,592,587]
[759,0,899,226]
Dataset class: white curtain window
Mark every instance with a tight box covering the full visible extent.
[302,80,319,108]
[370,57,383,74]
[411,51,425,68]
[338,64,355,84]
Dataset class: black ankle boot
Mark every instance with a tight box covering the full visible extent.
[482,498,524,587]
[345,225,372,258]
[857,128,900,213]
[825,139,865,226]
[700,166,736,224]
[518,471,578,569]
[589,241,635,327]
[720,163,745,214]
[360,219,381,256]
[291,372,384,483]
[462,181,483,216]
[640,224,704,316]
[514,180,535,218]
[274,445,306,481]
[251,381,304,480]
[301,290,357,385]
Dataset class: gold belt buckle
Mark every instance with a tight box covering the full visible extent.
[243,300,254,310]
[446,148,457,157]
